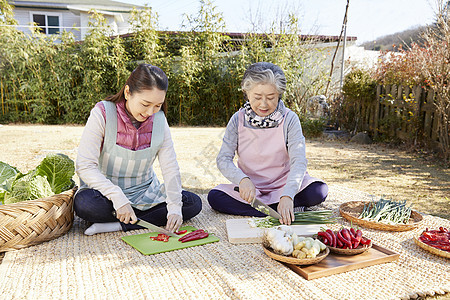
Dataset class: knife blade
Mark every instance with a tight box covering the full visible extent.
[135,219,178,237]
[112,211,178,237]
[233,187,282,219]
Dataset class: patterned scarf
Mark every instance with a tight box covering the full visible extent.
[243,100,285,128]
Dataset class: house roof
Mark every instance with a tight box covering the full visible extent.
[9,0,142,11]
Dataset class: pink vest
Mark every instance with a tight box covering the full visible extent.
[96,100,154,150]
[214,109,319,205]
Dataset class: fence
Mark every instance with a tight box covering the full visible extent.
[356,84,438,145]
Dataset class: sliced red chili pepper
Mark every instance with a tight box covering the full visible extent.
[150,233,170,242]
[175,230,188,235]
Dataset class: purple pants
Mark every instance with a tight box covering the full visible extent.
[207,181,328,217]
[74,189,202,231]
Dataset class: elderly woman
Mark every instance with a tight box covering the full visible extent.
[207,62,328,225]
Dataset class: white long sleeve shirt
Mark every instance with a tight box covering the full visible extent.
[76,105,183,216]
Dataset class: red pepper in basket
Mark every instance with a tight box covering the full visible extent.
[354,229,362,248]
[360,236,371,245]
[326,229,337,247]
[318,231,331,245]
[338,229,353,249]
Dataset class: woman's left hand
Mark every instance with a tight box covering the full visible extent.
[277,196,295,225]
[166,214,182,232]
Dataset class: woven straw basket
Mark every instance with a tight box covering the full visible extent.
[339,201,423,232]
[0,187,77,252]
[263,245,330,265]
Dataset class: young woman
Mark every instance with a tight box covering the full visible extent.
[208,62,328,225]
[75,63,202,235]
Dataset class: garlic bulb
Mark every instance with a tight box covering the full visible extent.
[275,225,293,236]
[271,236,294,256]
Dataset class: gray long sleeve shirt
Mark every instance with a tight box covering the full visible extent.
[216,109,308,200]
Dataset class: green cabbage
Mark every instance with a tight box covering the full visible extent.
[3,172,53,204]
[35,153,75,194]
[0,161,21,204]
[0,153,75,204]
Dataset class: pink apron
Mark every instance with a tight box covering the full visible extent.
[214,109,322,205]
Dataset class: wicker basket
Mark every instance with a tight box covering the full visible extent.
[339,201,423,232]
[0,187,77,252]
[263,245,329,265]
[414,236,450,259]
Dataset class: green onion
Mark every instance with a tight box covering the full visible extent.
[359,196,412,224]
[252,210,338,228]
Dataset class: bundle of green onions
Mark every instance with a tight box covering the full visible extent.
[250,210,337,228]
[359,197,412,225]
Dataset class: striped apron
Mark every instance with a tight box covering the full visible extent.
[99,100,167,210]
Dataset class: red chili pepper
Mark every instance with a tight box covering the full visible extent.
[180,231,209,243]
[354,229,362,248]
[360,236,371,245]
[348,228,359,248]
[317,231,330,245]
[317,231,332,246]
[175,230,188,235]
[336,236,343,248]
[326,229,337,247]
[338,229,353,249]
[178,229,206,242]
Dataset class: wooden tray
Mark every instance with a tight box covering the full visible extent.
[284,243,400,280]
[263,245,329,265]
[414,236,450,259]
[339,201,423,232]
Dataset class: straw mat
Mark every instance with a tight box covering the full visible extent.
[0,185,449,300]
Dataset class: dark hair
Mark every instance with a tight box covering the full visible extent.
[241,62,286,100]
[105,63,169,114]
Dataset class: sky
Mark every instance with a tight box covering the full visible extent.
[120,0,438,44]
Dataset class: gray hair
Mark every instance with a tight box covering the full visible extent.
[241,62,286,97]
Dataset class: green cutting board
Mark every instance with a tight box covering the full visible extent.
[121,226,219,255]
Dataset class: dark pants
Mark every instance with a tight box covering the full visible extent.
[74,189,202,231]
[207,181,328,217]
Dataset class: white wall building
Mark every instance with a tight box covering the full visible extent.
[8,0,142,40]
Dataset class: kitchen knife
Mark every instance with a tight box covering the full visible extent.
[112,211,178,237]
[233,187,282,219]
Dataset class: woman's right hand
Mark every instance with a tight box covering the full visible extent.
[115,203,138,224]
[239,177,256,203]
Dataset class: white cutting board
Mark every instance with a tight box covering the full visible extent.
[226,218,323,244]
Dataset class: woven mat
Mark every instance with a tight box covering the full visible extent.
[0,185,449,300]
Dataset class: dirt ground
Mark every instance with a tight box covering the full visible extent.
[1,124,448,220]
[1,124,449,299]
